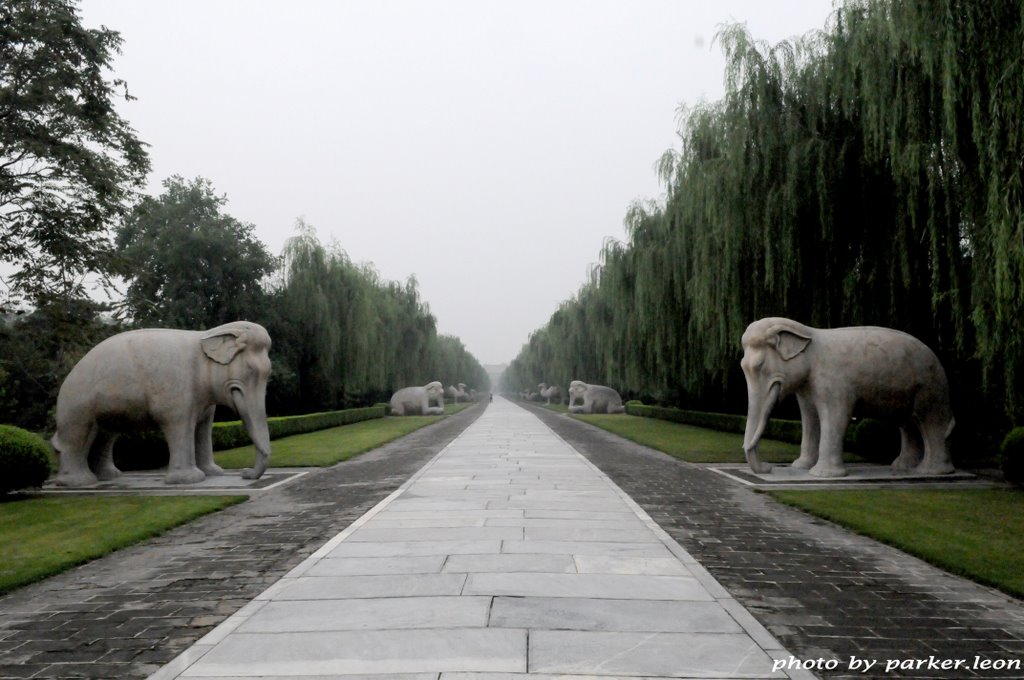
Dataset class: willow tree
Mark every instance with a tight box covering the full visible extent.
[509,0,1024,434]
[266,221,488,414]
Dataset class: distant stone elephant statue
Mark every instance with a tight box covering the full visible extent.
[567,380,625,414]
[51,321,273,487]
[390,381,446,416]
[538,382,562,405]
[740,317,955,477]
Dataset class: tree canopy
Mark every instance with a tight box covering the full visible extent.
[0,0,149,306]
[506,0,1024,446]
[116,176,276,329]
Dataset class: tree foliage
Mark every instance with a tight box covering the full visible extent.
[0,0,149,305]
[506,0,1024,442]
[116,176,276,329]
[262,221,489,415]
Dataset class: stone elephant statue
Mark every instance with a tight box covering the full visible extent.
[567,380,625,414]
[538,382,562,405]
[390,381,446,416]
[740,317,955,478]
[51,321,273,487]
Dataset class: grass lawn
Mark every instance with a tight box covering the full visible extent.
[772,489,1024,598]
[215,402,474,469]
[570,413,804,464]
[0,495,246,595]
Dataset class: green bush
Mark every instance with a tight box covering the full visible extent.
[113,406,387,471]
[625,402,803,444]
[847,418,901,463]
[1001,427,1024,486]
[0,425,53,495]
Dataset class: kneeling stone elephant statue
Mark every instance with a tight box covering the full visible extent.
[740,317,955,478]
[390,381,445,416]
[538,382,562,405]
[568,380,625,414]
[52,321,273,487]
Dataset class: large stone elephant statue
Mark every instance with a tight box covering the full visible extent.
[740,317,955,478]
[390,381,445,416]
[51,321,273,487]
[538,382,562,405]
[567,380,625,414]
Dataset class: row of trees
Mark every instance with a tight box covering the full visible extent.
[1,176,490,430]
[505,0,1024,449]
[0,1,487,431]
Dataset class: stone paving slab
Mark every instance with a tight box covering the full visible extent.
[523,402,1024,679]
[149,397,800,679]
[0,405,487,680]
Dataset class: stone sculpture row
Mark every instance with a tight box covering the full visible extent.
[520,380,626,414]
[47,315,956,486]
[521,317,955,479]
[48,321,488,487]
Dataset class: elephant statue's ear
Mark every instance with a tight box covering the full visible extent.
[201,329,246,365]
[771,328,812,361]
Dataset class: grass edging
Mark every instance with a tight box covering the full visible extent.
[0,495,246,596]
[771,488,1024,599]
[214,401,476,469]
[567,412,802,464]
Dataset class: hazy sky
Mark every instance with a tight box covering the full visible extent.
[79,0,837,365]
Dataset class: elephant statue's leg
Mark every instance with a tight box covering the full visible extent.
[791,394,820,470]
[89,432,123,481]
[891,425,923,471]
[161,418,206,484]
[915,414,955,475]
[53,422,100,487]
[809,403,850,478]
[194,406,225,477]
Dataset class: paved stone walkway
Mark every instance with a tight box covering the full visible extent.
[150,397,806,679]
[524,403,1024,680]
[0,406,486,680]
[5,398,1024,679]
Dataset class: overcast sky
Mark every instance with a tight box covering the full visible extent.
[79,0,837,365]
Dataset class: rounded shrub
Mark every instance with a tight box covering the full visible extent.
[1000,427,1024,486]
[847,418,901,463]
[0,425,53,495]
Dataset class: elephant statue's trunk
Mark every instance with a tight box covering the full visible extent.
[743,381,780,474]
[231,387,271,480]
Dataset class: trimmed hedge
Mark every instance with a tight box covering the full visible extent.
[1001,427,1024,486]
[624,402,897,457]
[113,405,386,471]
[0,425,53,494]
[625,403,804,444]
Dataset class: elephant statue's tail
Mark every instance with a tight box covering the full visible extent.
[946,417,956,439]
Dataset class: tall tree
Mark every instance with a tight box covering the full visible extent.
[509,0,1024,440]
[0,0,149,306]
[116,176,276,329]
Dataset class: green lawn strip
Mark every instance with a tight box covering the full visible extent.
[771,489,1024,598]
[0,495,246,595]
[540,403,569,413]
[215,407,470,469]
[570,413,803,464]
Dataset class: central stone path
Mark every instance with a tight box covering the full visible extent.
[151,397,807,679]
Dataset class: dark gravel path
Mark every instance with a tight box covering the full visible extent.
[522,402,1024,679]
[0,404,485,680]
